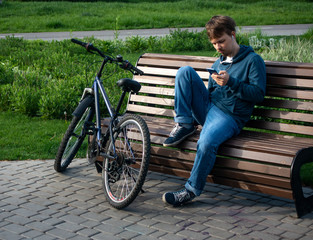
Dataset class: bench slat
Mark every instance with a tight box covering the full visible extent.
[259,98,313,111]
[139,66,209,79]
[266,66,313,78]
[139,85,175,96]
[127,104,175,117]
[130,95,175,107]
[138,58,213,70]
[140,53,217,63]
[246,120,313,136]
[133,75,175,86]
[266,87,313,100]
[268,76,313,88]
[252,108,313,123]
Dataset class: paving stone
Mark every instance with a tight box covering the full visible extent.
[5,215,34,225]
[76,228,100,238]
[0,230,24,240]
[94,223,124,235]
[26,221,55,232]
[46,227,77,239]
[11,207,38,218]
[280,230,303,239]
[60,213,88,224]
[125,223,156,236]
[91,231,120,240]
[151,222,182,234]
[278,222,310,234]
[22,229,44,239]
[54,221,85,233]
[116,230,140,239]
[247,230,281,240]
[204,226,235,239]
[3,223,30,234]
[176,228,210,240]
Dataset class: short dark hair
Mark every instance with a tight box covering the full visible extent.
[205,16,236,40]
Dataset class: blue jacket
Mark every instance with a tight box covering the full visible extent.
[209,45,266,129]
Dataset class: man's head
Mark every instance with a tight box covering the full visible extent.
[206,16,239,57]
[205,15,236,40]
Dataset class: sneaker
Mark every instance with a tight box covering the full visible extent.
[162,188,195,206]
[163,123,195,147]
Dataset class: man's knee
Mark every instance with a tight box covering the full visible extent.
[197,136,218,154]
[176,66,195,80]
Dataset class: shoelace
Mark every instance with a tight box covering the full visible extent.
[173,189,192,203]
[169,123,181,137]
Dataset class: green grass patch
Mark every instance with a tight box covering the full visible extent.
[0,111,69,160]
[0,0,312,33]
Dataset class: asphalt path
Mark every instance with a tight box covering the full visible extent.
[0,24,312,41]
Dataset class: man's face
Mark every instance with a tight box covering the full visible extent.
[210,32,234,57]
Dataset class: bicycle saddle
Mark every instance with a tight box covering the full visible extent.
[117,78,141,93]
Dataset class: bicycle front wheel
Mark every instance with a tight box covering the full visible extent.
[102,114,150,209]
[54,96,95,172]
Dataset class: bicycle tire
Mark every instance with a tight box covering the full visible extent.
[54,96,95,172]
[102,114,150,209]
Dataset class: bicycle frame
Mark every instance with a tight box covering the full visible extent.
[69,39,143,164]
[88,58,127,161]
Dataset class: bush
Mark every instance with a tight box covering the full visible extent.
[0,29,312,119]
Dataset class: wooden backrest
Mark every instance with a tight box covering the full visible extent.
[128,53,313,137]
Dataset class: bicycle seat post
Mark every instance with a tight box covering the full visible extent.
[115,90,127,118]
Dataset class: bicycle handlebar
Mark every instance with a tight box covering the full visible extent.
[71,38,144,75]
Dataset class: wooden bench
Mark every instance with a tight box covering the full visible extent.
[104,53,313,218]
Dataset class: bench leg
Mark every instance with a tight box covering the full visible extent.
[291,147,313,218]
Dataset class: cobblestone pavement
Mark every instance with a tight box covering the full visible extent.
[1,159,313,240]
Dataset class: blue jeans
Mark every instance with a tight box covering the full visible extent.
[174,66,240,196]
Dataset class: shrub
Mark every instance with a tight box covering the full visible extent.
[0,29,312,118]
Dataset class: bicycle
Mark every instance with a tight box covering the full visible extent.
[54,39,150,209]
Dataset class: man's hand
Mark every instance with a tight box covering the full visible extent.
[211,70,229,86]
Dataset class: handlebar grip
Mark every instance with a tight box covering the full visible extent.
[132,66,144,75]
[71,38,88,47]
[121,60,144,75]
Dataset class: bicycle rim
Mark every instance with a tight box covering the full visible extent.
[62,108,91,165]
[55,97,94,172]
[102,115,150,208]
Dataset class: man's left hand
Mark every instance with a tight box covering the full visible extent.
[212,70,229,86]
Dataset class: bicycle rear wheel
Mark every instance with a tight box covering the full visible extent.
[102,114,150,209]
[54,96,95,172]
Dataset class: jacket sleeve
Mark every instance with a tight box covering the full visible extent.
[227,55,266,103]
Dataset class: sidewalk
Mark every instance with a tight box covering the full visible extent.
[1,159,313,240]
[0,24,312,41]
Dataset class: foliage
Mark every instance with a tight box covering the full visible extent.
[1,29,312,118]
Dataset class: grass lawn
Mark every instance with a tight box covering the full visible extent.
[0,0,312,33]
[0,111,87,160]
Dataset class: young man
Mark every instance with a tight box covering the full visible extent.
[162,16,266,206]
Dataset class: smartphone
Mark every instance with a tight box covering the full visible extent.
[207,68,219,75]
